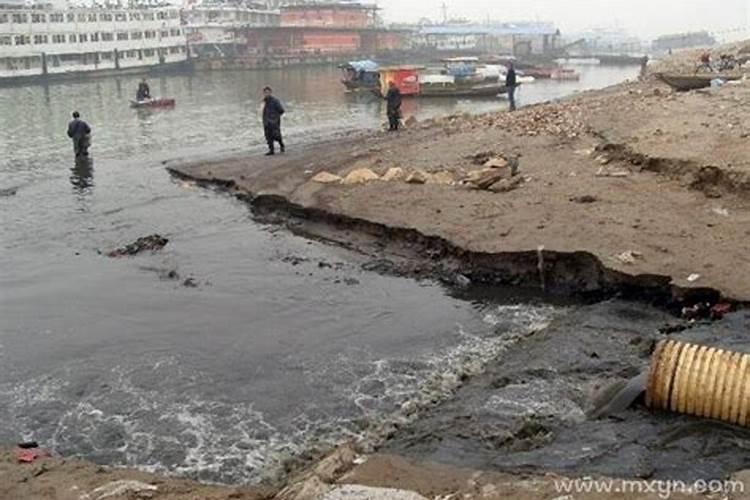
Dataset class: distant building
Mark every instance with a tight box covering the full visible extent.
[652,31,717,52]
[413,22,560,56]
[183,0,279,58]
[239,2,409,58]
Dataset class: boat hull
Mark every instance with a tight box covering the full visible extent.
[657,73,740,91]
[130,98,176,109]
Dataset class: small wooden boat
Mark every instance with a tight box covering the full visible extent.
[130,98,176,109]
[339,60,380,92]
[657,73,740,91]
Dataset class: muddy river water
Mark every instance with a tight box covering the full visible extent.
[7,64,745,486]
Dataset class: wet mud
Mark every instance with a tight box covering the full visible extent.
[384,302,750,482]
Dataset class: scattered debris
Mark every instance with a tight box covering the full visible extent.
[342,168,379,185]
[0,186,19,197]
[107,235,168,258]
[489,176,524,193]
[404,116,418,128]
[711,302,732,320]
[312,171,343,184]
[596,167,629,178]
[382,167,405,182]
[570,195,598,204]
[323,485,429,500]
[712,207,730,217]
[483,157,509,169]
[17,441,39,449]
[687,273,701,282]
[90,480,157,500]
[464,168,509,190]
[427,171,455,185]
[182,277,199,288]
[615,250,643,265]
[15,447,48,463]
[405,170,429,184]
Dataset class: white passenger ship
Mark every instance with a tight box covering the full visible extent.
[0,0,189,83]
[182,0,279,59]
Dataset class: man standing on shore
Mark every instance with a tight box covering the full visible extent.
[262,86,285,156]
[67,111,91,158]
[385,81,402,131]
[506,62,518,111]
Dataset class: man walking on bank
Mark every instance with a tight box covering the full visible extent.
[506,62,518,112]
[67,111,91,158]
[262,86,285,156]
[385,81,402,131]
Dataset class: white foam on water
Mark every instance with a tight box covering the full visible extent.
[0,304,564,485]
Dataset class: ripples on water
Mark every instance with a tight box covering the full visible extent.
[0,65,637,483]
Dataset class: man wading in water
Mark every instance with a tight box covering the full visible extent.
[67,111,91,158]
[262,86,285,156]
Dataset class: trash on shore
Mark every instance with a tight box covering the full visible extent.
[615,250,643,265]
[90,480,158,500]
[312,171,343,184]
[342,168,379,185]
[0,186,19,197]
[596,167,629,178]
[570,195,599,204]
[687,273,701,282]
[712,207,730,217]
[107,234,169,258]
[382,167,405,182]
[646,339,750,427]
[15,444,49,463]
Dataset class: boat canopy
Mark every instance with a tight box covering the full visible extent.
[341,60,379,72]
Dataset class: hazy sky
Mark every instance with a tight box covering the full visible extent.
[378,0,750,39]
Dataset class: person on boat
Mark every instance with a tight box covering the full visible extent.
[385,81,402,132]
[136,78,151,101]
[262,86,285,156]
[505,62,518,111]
[67,111,91,158]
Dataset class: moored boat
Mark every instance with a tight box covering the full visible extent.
[129,98,176,108]
[339,60,380,92]
[656,73,741,91]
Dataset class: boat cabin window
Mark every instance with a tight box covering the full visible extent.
[0,36,11,45]
[79,33,88,42]
[14,35,30,45]
[0,14,7,23]
[52,34,65,43]
[100,13,112,22]
[49,13,64,23]
[90,33,99,42]
[131,31,143,40]
[68,34,77,43]
[117,32,128,40]
[77,13,86,22]
[157,11,167,20]
[170,28,180,36]
[143,49,154,57]
[66,13,74,22]
[115,12,126,22]
[101,32,113,41]
[100,52,112,60]
[129,13,141,21]
[88,13,97,22]
[31,13,45,23]
[144,30,156,39]
[169,10,178,19]
[143,12,154,20]
[160,30,169,38]
[12,13,28,24]
[126,50,137,58]
[33,35,48,44]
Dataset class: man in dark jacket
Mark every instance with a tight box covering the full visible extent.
[505,62,517,111]
[136,78,151,101]
[67,111,91,158]
[262,86,285,156]
[385,81,402,131]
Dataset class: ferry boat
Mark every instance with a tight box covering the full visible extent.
[0,0,190,84]
[182,0,279,60]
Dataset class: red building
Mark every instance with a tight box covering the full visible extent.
[239,3,410,58]
[280,3,377,29]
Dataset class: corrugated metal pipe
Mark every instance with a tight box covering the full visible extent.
[646,339,750,426]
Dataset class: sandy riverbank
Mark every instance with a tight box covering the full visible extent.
[168,67,750,303]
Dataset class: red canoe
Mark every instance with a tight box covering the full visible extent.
[130,98,176,109]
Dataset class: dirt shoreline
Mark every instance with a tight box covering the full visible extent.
[167,73,750,304]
